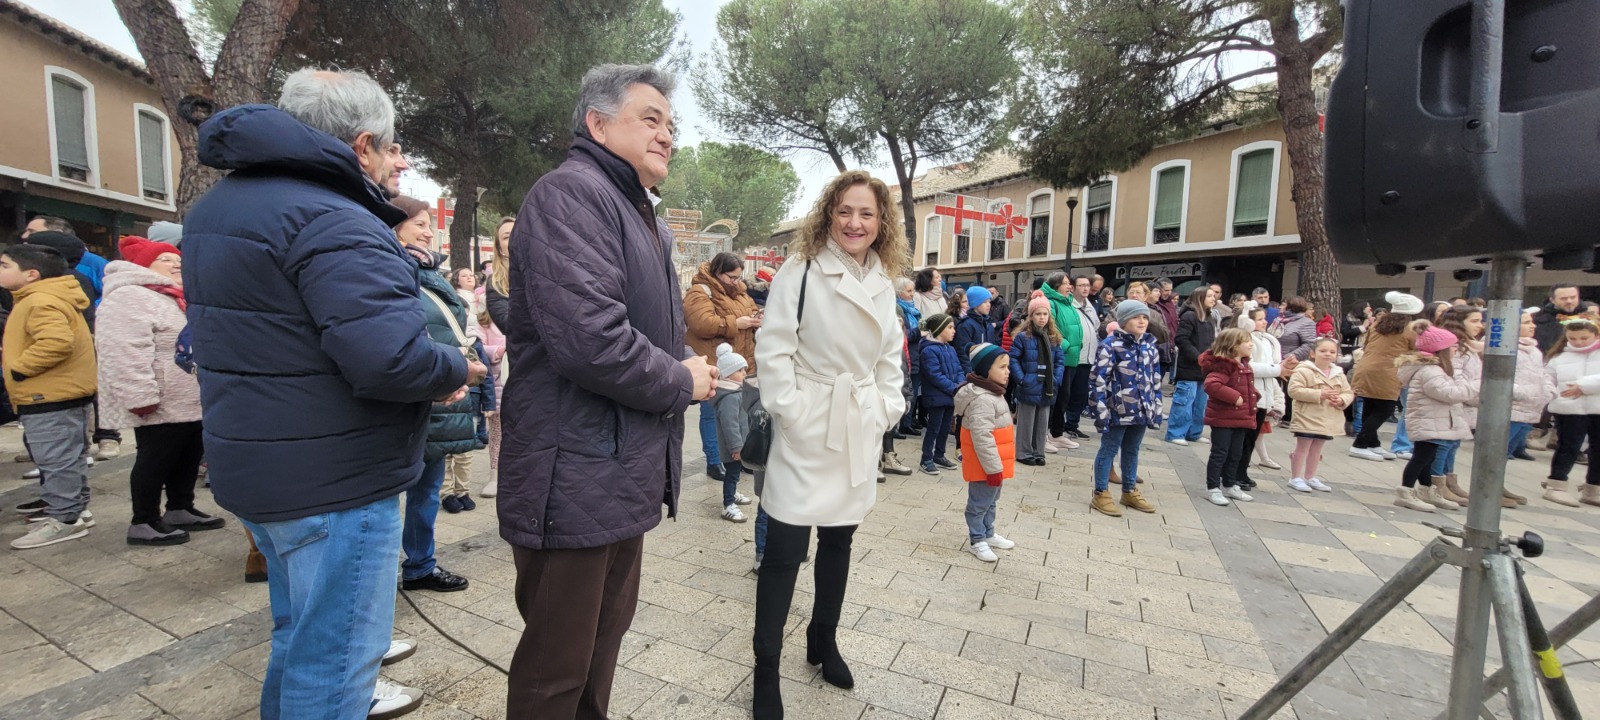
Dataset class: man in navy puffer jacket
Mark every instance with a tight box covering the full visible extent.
[183,69,481,720]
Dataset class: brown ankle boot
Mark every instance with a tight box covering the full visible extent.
[244,533,268,583]
[1436,476,1469,505]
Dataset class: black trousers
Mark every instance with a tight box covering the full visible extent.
[1049,366,1076,436]
[1236,409,1266,485]
[129,422,204,525]
[1354,397,1398,449]
[1402,441,1442,488]
[1277,379,1294,425]
[1063,361,1092,432]
[753,516,855,659]
[1206,426,1250,489]
[1550,414,1600,485]
[507,536,643,720]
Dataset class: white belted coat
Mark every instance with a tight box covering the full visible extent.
[755,247,905,526]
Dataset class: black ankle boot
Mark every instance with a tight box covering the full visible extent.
[753,654,784,720]
[805,622,855,689]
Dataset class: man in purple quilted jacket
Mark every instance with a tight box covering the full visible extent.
[498,64,717,720]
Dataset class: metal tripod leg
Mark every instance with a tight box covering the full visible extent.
[1513,562,1583,720]
[1486,554,1541,720]
[1433,583,1600,720]
[1237,538,1451,720]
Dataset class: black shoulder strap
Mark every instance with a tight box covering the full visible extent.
[797,259,811,325]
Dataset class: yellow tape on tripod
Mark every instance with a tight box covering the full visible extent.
[1536,648,1564,679]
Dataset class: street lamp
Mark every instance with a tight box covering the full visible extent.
[1064,189,1080,275]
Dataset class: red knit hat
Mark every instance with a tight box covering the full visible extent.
[119,236,180,268]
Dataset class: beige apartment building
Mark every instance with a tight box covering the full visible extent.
[894,119,1591,310]
[0,0,178,254]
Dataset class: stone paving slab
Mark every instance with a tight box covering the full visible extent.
[0,412,1596,719]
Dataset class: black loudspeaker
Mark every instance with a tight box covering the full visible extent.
[1325,0,1600,268]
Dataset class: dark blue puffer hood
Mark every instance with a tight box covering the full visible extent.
[197,104,405,227]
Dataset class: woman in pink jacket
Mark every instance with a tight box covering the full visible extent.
[1509,309,1555,464]
[96,237,225,545]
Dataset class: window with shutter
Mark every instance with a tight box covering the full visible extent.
[52,77,90,182]
[1152,167,1185,244]
[925,216,941,264]
[1028,194,1050,256]
[1232,149,1274,237]
[1084,181,1112,252]
[956,232,970,263]
[138,111,167,201]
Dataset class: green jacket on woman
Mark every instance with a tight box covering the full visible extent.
[1042,283,1084,368]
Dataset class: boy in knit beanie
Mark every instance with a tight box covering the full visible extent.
[955,343,1015,561]
[919,313,963,474]
[713,343,754,522]
[1088,300,1163,516]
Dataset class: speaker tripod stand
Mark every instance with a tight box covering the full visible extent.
[1238,257,1600,720]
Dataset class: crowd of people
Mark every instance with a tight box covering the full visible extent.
[3,58,1599,720]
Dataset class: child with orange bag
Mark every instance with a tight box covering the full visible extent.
[954,343,1016,562]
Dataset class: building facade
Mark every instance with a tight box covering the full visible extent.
[0,0,179,254]
[895,120,1593,310]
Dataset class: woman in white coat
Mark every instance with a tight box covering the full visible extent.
[751,170,908,719]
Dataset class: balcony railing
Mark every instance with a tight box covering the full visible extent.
[1084,227,1110,253]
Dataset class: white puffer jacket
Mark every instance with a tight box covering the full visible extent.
[93,261,201,428]
[1545,342,1600,416]
[1512,337,1554,423]
[1237,316,1285,414]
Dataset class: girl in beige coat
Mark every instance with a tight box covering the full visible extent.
[1287,338,1354,493]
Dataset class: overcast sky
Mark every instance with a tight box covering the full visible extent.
[19,0,883,225]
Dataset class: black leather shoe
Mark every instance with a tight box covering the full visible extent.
[402,567,470,593]
[805,622,855,689]
[1067,428,1091,440]
[1511,450,1536,461]
[707,465,726,481]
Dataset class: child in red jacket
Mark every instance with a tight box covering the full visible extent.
[1201,328,1260,507]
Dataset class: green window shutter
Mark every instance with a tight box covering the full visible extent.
[1087,181,1113,210]
[138,112,166,196]
[52,77,89,173]
[1153,167,1185,230]
[1233,149,1274,226]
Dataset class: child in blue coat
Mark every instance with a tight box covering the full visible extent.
[920,313,963,475]
[954,286,998,372]
[1010,292,1066,466]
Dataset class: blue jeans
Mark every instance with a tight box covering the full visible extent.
[402,455,447,581]
[723,460,744,506]
[698,402,721,471]
[242,495,402,720]
[1095,425,1146,492]
[1165,381,1208,442]
[1509,422,1534,456]
[1391,390,1413,454]
[754,505,769,556]
[965,483,1001,543]
[1430,439,1461,476]
[921,405,954,463]
[1352,396,1364,434]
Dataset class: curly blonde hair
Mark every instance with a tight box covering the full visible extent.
[790,170,909,280]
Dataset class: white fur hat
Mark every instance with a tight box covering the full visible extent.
[1385,291,1424,315]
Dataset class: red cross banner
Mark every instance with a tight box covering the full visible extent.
[987,200,1028,241]
[934,193,1029,243]
[434,197,455,230]
[933,193,989,235]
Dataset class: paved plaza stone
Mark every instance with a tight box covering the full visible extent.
[0,416,1597,720]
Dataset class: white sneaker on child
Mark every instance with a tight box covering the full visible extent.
[721,504,747,523]
[370,678,423,719]
[1308,477,1332,492]
[1288,477,1312,493]
[968,541,998,562]
[1223,486,1253,502]
[732,492,752,506]
[1206,489,1230,506]
[985,534,1015,550]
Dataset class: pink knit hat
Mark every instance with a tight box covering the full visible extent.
[1415,326,1457,355]
[1028,290,1049,314]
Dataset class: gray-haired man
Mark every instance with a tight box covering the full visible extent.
[498,64,716,719]
[185,69,478,720]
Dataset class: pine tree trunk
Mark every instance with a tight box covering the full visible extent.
[114,0,301,217]
[448,178,480,273]
[1268,8,1340,322]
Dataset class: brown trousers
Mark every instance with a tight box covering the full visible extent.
[506,535,644,720]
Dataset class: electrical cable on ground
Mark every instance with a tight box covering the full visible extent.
[399,589,511,676]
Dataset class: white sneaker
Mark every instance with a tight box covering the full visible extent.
[1206,489,1230,506]
[86,456,95,467]
[26,509,93,526]
[721,504,747,523]
[10,518,88,549]
[369,678,423,719]
[968,541,998,562]
[1288,477,1312,493]
[1043,437,1060,454]
[1167,438,1190,446]
[1394,451,1414,461]
[382,639,417,666]
[1194,437,1210,444]
[1376,449,1397,460]
[93,440,120,460]
[22,468,39,479]
[985,534,1015,550]
[478,478,497,498]
[1223,486,1254,502]
[1348,447,1384,462]
[1307,477,1332,492]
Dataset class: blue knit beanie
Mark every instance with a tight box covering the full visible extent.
[969,343,1005,377]
[966,285,993,309]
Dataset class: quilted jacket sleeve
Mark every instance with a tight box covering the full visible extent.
[1204,369,1244,406]
[11,301,77,379]
[519,177,693,416]
[93,289,161,410]
[1419,366,1479,406]
[286,209,467,403]
[962,390,1004,477]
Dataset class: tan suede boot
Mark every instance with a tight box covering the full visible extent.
[1393,487,1435,512]
[1582,484,1600,507]
[1120,489,1156,513]
[1437,475,1470,505]
[1422,484,1459,511]
[1091,489,1123,517]
[1543,480,1581,507]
